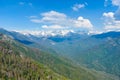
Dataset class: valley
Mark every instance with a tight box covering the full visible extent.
[0,29,120,80]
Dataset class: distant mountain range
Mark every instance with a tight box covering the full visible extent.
[15,30,88,37]
[0,28,120,80]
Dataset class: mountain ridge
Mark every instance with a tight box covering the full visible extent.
[0,29,119,80]
[0,28,120,80]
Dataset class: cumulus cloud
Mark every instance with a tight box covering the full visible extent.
[74,17,93,28]
[111,0,120,20]
[40,11,67,24]
[30,11,67,24]
[30,11,93,30]
[103,12,120,30]
[104,0,120,20]
[103,0,120,30]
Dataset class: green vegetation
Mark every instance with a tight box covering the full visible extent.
[0,34,68,80]
[75,37,120,77]
[0,51,68,80]
[0,33,118,80]
[34,34,120,79]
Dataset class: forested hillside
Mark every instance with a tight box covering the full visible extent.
[0,33,118,80]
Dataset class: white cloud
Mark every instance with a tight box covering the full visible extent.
[105,0,120,6]
[30,11,93,30]
[103,12,120,30]
[40,11,67,24]
[111,0,120,20]
[112,0,120,6]
[72,4,85,11]
[30,11,67,24]
[103,0,120,30]
[41,11,67,19]
[103,12,114,18]
[104,0,120,20]
[42,25,63,29]
[74,16,93,28]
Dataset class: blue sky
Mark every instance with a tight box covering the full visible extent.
[0,0,120,32]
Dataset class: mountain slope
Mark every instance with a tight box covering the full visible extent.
[0,51,68,80]
[0,34,68,80]
[33,31,120,78]
[92,31,120,38]
[22,31,120,79]
[77,32,120,77]
[49,31,120,78]
[0,30,118,80]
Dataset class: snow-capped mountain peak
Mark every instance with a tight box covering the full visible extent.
[14,30,75,37]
